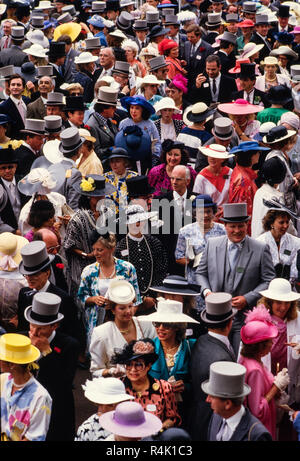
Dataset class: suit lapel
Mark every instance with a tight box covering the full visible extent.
[233,236,253,292]
[229,409,250,441]
[216,236,227,289]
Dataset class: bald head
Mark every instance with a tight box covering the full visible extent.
[38,228,59,254]
[170,165,190,195]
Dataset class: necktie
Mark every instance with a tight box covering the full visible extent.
[25,289,37,297]
[3,36,9,48]
[246,92,250,103]
[228,243,239,271]
[18,100,25,123]
[141,41,145,49]
[216,419,229,441]
[9,182,16,205]
[212,78,217,95]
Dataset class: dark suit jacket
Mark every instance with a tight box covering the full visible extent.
[34,331,80,441]
[0,44,29,67]
[0,176,28,231]
[49,63,66,92]
[189,333,236,441]
[17,283,84,346]
[14,144,40,178]
[250,32,272,61]
[208,408,273,441]
[87,111,119,161]
[26,96,47,119]
[232,87,270,108]
[192,73,237,105]
[216,49,236,76]
[0,96,29,139]
[51,254,68,293]
[184,39,214,90]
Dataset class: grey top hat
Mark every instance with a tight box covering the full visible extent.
[0,65,15,80]
[206,13,222,26]
[146,11,160,23]
[30,16,45,29]
[90,1,106,12]
[58,12,73,23]
[162,8,175,16]
[201,362,251,399]
[220,31,237,44]
[212,117,234,140]
[164,14,180,26]
[290,64,300,82]
[255,14,269,24]
[113,60,130,75]
[20,119,46,135]
[149,55,167,71]
[97,87,118,106]
[44,115,62,133]
[117,11,134,30]
[226,13,239,22]
[133,20,149,30]
[242,1,257,13]
[11,26,25,41]
[59,126,85,155]
[62,4,77,16]
[85,37,101,49]
[19,241,54,275]
[37,66,55,78]
[120,0,135,7]
[46,92,65,106]
[200,292,237,325]
[220,203,250,222]
[24,292,64,326]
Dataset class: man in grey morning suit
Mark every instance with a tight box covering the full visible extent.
[195,203,276,354]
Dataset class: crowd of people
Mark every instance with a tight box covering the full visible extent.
[1,0,300,444]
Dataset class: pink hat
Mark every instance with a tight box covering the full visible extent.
[170,74,188,93]
[240,305,278,344]
[218,99,264,115]
[229,58,250,74]
[291,26,300,34]
[99,401,162,438]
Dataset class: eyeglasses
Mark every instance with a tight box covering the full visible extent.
[153,322,174,330]
[47,245,60,253]
[125,361,146,370]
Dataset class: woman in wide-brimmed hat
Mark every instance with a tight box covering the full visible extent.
[110,338,181,430]
[76,128,103,177]
[239,305,289,440]
[73,52,99,103]
[0,333,52,441]
[136,74,163,121]
[218,98,263,141]
[255,56,291,92]
[270,46,298,78]
[89,279,156,379]
[258,278,300,440]
[153,96,184,142]
[138,298,199,427]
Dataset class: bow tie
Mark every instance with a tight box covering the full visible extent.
[25,289,37,297]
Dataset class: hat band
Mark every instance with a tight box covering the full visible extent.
[23,257,50,273]
[214,129,232,138]
[62,138,82,151]
[205,310,233,321]
[30,310,58,323]
[163,280,190,290]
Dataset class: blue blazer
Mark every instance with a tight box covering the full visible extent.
[149,337,196,389]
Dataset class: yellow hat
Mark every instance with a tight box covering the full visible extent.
[53,22,82,42]
[0,334,40,364]
[0,232,29,272]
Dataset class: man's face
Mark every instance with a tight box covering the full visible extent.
[106,9,119,20]
[256,24,269,36]
[3,22,12,35]
[9,78,24,98]
[69,110,84,127]
[38,77,53,95]
[0,163,17,181]
[46,105,62,116]
[168,25,179,37]
[227,22,238,33]
[24,268,50,290]
[146,0,158,6]
[239,77,255,92]
[28,134,44,152]
[206,395,228,417]
[278,17,289,28]
[29,322,56,339]
[225,222,248,243]
[212,2,223,12]
[244,12,256,22]
[101,105,116,119]
[154,67,168,80]
[43,233,60,255]
[100,49,114,69]
[135,30,147,41]
[206,61,221,79]
[170,168,188,195]
[187,31,199,45]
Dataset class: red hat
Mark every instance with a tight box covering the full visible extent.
[229,58,250,74]
[158,38,178,55]
[237,19,255,28]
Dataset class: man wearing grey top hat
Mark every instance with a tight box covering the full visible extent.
[195,203,275,355]
[202,361,272,441]
[0,26,29,67]
[215,31,237,76]
[14,119,46,177]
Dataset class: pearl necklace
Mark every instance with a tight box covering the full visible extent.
[125,234,154,295]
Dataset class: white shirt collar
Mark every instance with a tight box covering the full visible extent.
[224,405,246,436]
[173,190,187,201]
[209,74,221,85]
[2,177,16,188]
[208,331,231,349]
[38,280,50,293]
[227,237,246,250]
[22,141,37,155]
[10,94,24,106]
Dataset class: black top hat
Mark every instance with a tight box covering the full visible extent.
[0,146,19,165]
[126,175,154,198]
[239,62,256,79]
[267,84,292,106]
[48,41,66,58]
[105,0,120,11]
[277,4,290,18]
[64,95,86,112]
[151,275,201,296]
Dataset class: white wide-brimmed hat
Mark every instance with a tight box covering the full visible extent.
[108,29,127,40]
[23,43,48,58]
[125,204,158,225]
[106,279,136,304]
[26,29,50,48]
[238,42,264,60]
[43,139,64,163]
[138,74,164,89]
[138,298,199,324]
[270,45,298,61]
[259,278,300,302]
[154,97,181,115]
[74,52,98,65]
[83,377,135,405]
[200,144,235,160]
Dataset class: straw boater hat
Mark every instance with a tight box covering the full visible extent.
[19,241,54,276]
[0,232,28,272]
[154,97,181,115]
[259,278,300,302]
[185,102,216,123]
[138,298,199,324]
[106,279,136,304]
[199,144,235,160]
[201,361,251,399]
[24,292,64,326]
[78,128,96,143]
[82,377,134,405]
[0,333,40,364]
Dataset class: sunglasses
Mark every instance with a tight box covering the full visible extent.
[125,361,146,370]
[153,322,174,330]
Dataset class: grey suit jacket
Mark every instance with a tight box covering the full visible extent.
[63,48,80,83]
[195,235,276,307]
[26,97,46,120]
[208,408,272,441]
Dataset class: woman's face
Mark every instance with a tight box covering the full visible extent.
[112,302,134,323]
[207,156,224,169]
[0,125,7,138]
[166,87,182,102]
[0,360,10,373]
[144,84,158,98]
[43,215,55,228]
[125,359,151,383]
[110,157,127,176]
[160,108,174,123]
[169,46,179,59]
[154,322,177,343]
[271,300,291,319]
[92,240,114,263]
[265,64,276,75]
[125,47,135,62]
[233,114,248,125]
[196,206,214,227]
[166,148,181,168]
[79,141,91,157]
[130,104,143,123]
[251,151,260,166]
[271,214,290,238]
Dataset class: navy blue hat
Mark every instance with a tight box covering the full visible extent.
[0,114,12,125]
[192,194,217,209]
[120,95,155,116]
[273,31,294,45]
[229,141,270,155]
[107,147,130,160]
[147,24,170,39]
[115,125,152,161]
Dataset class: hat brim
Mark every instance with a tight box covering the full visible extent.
[200,307,237,325]
[0,343,40,364]
[19,129,45,136]
[19,254,55,275]
[218,103,263,115]
[53,23,82,42]
[0,235,28,270]
[150,285,201,296]
[121,96,155,115]
[73,180,116,197]
[17,163,66,196]
[262,130,296,144]
[138,312,199,324]
[85,391,134,405]
[200,146,235,159]
[258,289,300,302]
[239,44,264,59]
[186,107,215,123]
[58,136,85,155]
[24,305,64,325]
[201,379,251,398]
[99,409,162,438]
[126,211,157,224]
[220,216,250,223]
